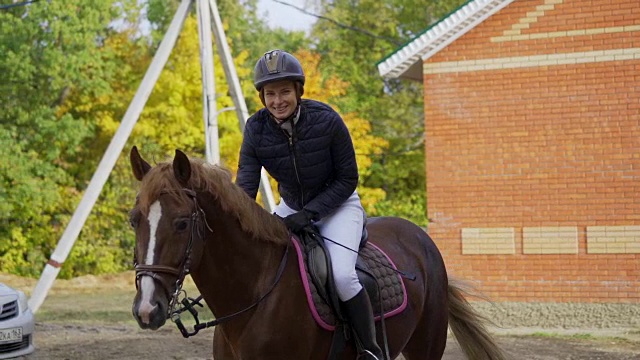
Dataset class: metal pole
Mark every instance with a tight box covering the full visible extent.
[208,0,276,211]
[208,0,249,132]
[28,0,193,313]
[196,0,219,165]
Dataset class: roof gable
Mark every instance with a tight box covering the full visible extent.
[377,0,515,80]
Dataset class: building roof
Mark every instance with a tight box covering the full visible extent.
[377,0,514,81]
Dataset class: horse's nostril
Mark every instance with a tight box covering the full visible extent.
[133,294,169,331]
[135,299,158,325]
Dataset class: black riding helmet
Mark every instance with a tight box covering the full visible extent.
[253,50,305,91]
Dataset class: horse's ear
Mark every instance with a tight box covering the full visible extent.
[173,149,191,187]
[130,146,152,181]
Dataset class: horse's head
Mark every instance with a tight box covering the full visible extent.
[129,146,207,330]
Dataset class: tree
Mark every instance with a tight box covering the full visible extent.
[55,26,152,277]
[146,0,313,111]
[295,50,388,213]
[57,3,314,274]
[57,14,254,276]
[307,0,468,225]
[0,0,125,276]
[0,0,465,276]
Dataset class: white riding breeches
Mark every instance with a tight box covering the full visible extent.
[274,192,365,301]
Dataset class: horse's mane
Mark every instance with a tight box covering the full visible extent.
[137,157,289,245]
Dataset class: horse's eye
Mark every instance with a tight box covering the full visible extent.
[175,219,189,232]
[129,208,141,229]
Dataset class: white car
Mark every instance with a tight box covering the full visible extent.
[0,283,34,359]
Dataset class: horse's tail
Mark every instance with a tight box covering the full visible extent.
[448,279,507,360]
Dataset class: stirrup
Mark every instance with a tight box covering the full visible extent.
[356,350,381,360]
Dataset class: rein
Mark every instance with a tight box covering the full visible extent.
[134,187,289,338]
[312,229,416,281]
[173,245,289,338]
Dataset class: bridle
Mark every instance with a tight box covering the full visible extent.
[133,187,289,338]
[133,188,210,319]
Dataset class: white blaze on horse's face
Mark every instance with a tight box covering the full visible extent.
[138,200,162,324]
[146,201,162,264]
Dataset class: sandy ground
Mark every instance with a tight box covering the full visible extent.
[15,322,640,360]
[3,273,639,359]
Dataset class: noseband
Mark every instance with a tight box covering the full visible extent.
[134,188,211,317]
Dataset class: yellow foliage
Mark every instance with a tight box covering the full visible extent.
[60,21,387,212]
[295,49,348,103]
[133,16,248,166]
[292,50,388,184]
[357,187,387,212]
[136,16,205,152]
[342,112,387,178]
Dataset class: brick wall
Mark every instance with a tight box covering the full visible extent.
[423,0,640,302]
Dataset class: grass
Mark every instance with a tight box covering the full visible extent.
[529,331,636,345]
[531,331,560,337]
[0,272,214,326]
[37,290,137,324]
[531,332,595,339]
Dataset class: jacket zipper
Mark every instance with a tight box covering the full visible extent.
[286,132,304,207]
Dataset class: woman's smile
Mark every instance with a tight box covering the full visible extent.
[263,80,297,120]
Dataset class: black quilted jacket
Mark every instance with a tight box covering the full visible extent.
[236,99,358,219]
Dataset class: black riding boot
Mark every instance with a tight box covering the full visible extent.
[343,289,383,360]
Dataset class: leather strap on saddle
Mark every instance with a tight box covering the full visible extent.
[298,227,352,360]
[299,227,346,324]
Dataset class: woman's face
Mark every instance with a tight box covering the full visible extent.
[263,80,297,121]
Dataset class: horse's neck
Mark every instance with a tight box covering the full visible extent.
[191,202,286,323]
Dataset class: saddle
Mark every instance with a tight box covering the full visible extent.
[291,226,407,359]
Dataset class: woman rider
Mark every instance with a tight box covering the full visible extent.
[235,49,383,359]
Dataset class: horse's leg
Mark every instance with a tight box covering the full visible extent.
[213,327,237,360]
[401,289,448,360]
[402,245,449,360]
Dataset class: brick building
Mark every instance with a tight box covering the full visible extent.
[378,0,639,302]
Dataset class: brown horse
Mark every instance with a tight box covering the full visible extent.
[129,146,506,360]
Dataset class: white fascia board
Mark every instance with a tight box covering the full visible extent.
[377,0,515,80]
